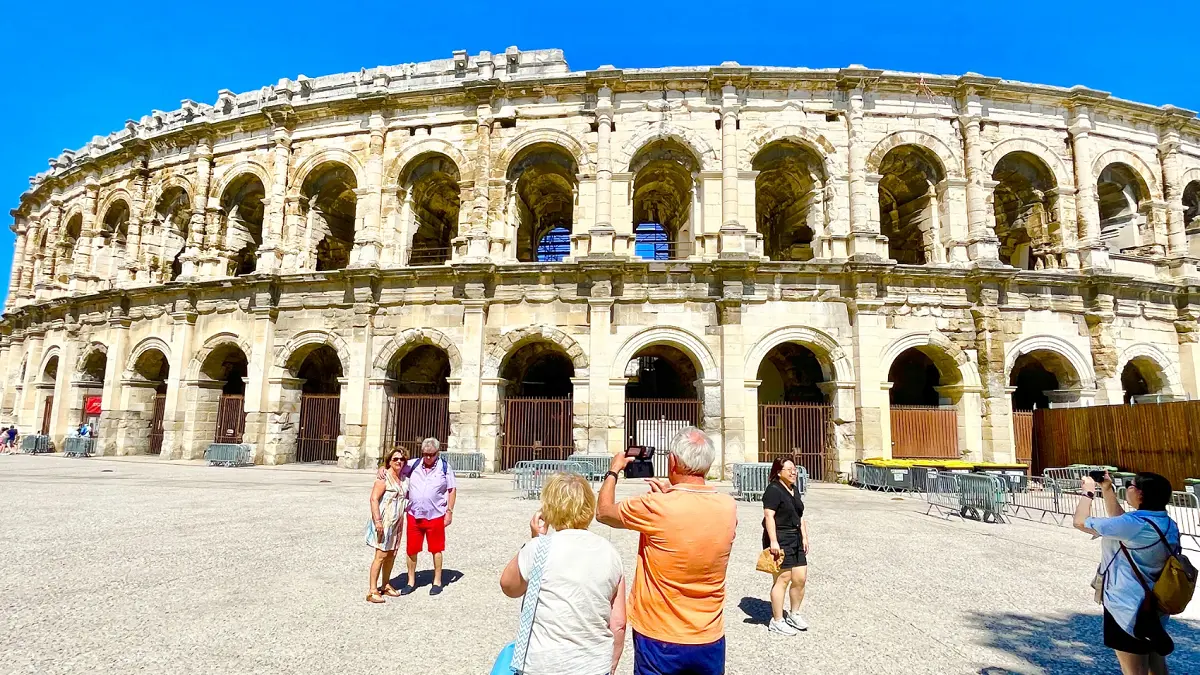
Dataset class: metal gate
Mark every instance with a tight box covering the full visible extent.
[384,393,449,458]
[890,405,959,458]
[758,403,833,481]
[626,398,701,476]
[41,395,53,435]
[297,394,340,463]
[148,393,166,455]
[500,397,573,470]
[214,394,246,444]
[1013,410,1034,468]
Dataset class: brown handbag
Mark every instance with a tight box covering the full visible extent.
[756,548,781,575]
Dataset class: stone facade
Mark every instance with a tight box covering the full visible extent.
[3,49,1200,475]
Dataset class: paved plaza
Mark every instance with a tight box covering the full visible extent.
[2,454,1198,675]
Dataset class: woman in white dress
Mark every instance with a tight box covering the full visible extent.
[365,448,408,603]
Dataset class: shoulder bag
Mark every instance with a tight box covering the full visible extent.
[1120,517,1197,615]
[490,535,551,675]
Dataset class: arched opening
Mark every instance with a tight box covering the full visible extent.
[631,139,698,260]
[992,152,1058,270]
[54,214,83,284]
[1121,357,1171,404]
[624,344,702,476]
[536,226,571,262]
[75,349,107,433]
[38,355,59,436]
[384,345,451,458]
[154,186,192,281]
[498,341,575,468]
[1009,350,1081,411]
[887,347,959,458]
[197,344,249,446]
[878,145,946,265]
[403,154,460,266]
[293,344,344,462]
[220,174,266,276]
[1184,181,1200,255]
[130,348,170,455]
[507,144,577,262]
[1097,163,1146,252]
[756,343,832,479]
[754,140,825,261]
[301,163,358,271]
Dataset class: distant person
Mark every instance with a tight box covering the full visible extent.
[500,472,626,675]
[364,449,409,603]
[4,425,17,451]
[761,458,810,636]
[1075,471,1181,675]
[404,437,456,595]
[597,426,736,675]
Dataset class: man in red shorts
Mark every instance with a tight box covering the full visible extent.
[402,437,456,595]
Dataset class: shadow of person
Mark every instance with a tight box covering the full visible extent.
[738,596,772,626]
[393,569,464,589]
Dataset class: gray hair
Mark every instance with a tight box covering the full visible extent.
[420,437,441,453]
[668,426,715,476]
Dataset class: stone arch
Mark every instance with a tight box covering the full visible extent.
[744,326,855,383]
[386,138,471,187]
[1004,334,1095,391]
[739,125,840,175]
[879,330,980,388]
[373,328,463,379]
[866,130,962,179]
[615,123,720,173]
[288,148,366,198]
[75,342,109,374]
[482,325,589,379]
[983,138,1073,190]
[609,326,719,382]
[39,346,62,380]
[495,127,594,178]
[1091,148,1161,200]
[145,176,196,219]
[188,332,255,381]
[1117,343,1181,397]
[212,161,272,202]
[1179,166,1200,190]
[123,337,172,379]
[273,329,352,377]
[97,189,136,225]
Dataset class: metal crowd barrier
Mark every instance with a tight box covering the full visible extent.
[925,472,961,517]
[63,437,95,458]
[440,451,485,478]
[1043,465,1109,483]
[21,434,51,453]
[957,473,1008,523]
[205,443,253,467]
[511,460,589,500]
[852,462,902,492]
[731,463,809,502]
[1167,491,1200,552]
[566,454,610,481]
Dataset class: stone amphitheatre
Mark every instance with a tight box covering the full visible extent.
[3,47,1199,475]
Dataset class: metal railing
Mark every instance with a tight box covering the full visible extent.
[732,463,808,502]
[205,443,253,467]
[924,472,1007,523]
[440,451,485,478]
[63,437,95,458]
[21,434,51,453]
[566,454,610,481]
[511,460,590,499]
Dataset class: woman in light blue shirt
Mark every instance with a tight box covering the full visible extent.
[1074,471,1180,675]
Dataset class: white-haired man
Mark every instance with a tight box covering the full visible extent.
[403,437,456,595]
[597,426,736,675]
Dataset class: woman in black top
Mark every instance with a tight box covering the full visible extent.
[762,458,809,636]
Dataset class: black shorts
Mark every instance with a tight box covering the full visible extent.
[1103,603,1173,656]
[763,531,807,569]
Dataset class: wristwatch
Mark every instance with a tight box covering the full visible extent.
[1084,491,1096,500]
[604,470,620,482]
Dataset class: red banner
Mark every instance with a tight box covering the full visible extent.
[84,396,102,415]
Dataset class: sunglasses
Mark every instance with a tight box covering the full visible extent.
[389,457,403,463]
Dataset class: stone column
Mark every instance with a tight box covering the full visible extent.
[1086,292,1120,405]
[351,113,386,267]
[259,124,291,273]
[478,377,505,471]
[7,223,27,310]
[458,298,487,456]
[1177,302,1200,400]
[339,300,375,468]
[461,105,494,262]
[96,314,130,456]
[587,295,613,454]
[846,87,879,258]
[1068,104,1110,269]
[71,177,100,293]
[160,307,197,459]
[718,295,745,476]
[124,161,149,284]
[182,138,214,279]
[1159,130,1189,256]
[243,287,276,463]
[587,87,616,256]
[718,85,746,257]
[960,116,1000,263]
[17,333,44,432]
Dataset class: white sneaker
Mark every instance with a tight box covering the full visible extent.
[784,611,809,631]
[768,618,798,636]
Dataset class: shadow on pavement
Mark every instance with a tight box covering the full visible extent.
[967,610,1200,675]
[390,569,464,589]
[737,596,772,626]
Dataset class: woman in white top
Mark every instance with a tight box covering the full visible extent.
[500,472,626,675]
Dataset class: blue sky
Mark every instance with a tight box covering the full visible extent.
[2,0,1198,301]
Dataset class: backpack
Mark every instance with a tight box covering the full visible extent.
[1120,517,1197,615]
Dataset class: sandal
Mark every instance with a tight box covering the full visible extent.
[382,584,402,597]
[366,591,386,604]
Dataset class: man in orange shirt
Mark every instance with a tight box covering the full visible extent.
[597,427,737,675]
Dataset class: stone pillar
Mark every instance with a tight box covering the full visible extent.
[587,87,616,257]
[351,113,385,267]
[478,377,505,471]
[820,381,860,475]
[124,160,149,284]
[1177,303,1200,400]
[458,298,487,456]
[571,377,590,453]
[339,300,375,468]
[264,377,302,464]
[1086,292,1120,405]
[70,177,100,293]
[259,124,291,273]
[718,85,746,257]
[181,138,214,279]
[160,307,197,459]
[936,384,984,461]
[49,341,78,449]
[960,115,1001,263]
[1069,104,1110,269]
[7,223,27,310]
[846,87,879,258]
[743,380,761,465]
[1159,130,1189,256]
[18,333,44,432]
[610,173,635,256]
[96,315,130,456]
[587,296,613,454]
[243,288,276,463]
[717,296,745,476]
[461,104,494,262]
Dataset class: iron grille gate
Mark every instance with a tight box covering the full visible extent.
[297,394,340,463]
[758,403,833,481]
[625,398,702,477]
[890,405,959,458]
[41,395,53,435]
[501,397,573,470]
[214,394,246,444]
[384,394,450,458]
[148,394,166,455]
